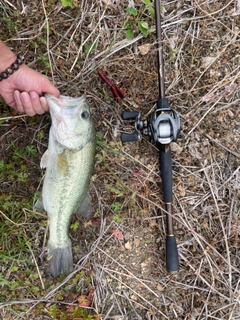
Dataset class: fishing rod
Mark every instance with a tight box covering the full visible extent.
[121,0,180,273]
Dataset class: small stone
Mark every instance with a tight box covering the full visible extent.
[130,294,138,301]
[189,199,196,205]
[125,241,132,250]
[157,284,164,291]
[124,232,131,240]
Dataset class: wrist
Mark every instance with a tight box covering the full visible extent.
[0,41,17,72]
[0,54,24,81]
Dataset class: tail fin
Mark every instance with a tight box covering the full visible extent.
[47,238,73,278]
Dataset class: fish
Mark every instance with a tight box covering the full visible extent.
[40,93,96,278]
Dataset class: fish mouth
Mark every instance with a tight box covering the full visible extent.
[45,93,86,110]
[45,93,89,121]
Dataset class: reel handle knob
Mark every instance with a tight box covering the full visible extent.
[121,132,140,143]
[122,111,139,120]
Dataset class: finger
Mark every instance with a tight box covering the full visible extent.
[29,91,45,115]
[20,92,36,116]
[39,96,49,112]
[13,90,25,113]
[48,85,60,98]
[42,79,60,98]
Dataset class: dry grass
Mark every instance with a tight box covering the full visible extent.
[0,0,240,319]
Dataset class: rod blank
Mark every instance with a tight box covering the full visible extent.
[154,0,165,99]
[155,0,179,273]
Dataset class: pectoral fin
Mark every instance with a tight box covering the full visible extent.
[74,192,93,220]
[34,198,44,211]
[40,149,49,169]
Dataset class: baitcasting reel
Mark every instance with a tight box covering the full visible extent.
[121,98,180,145]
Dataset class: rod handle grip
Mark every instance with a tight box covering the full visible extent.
[159,148,172,203]
[166,235,179,273]
[122,111,139,120]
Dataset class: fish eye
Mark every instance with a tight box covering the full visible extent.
[81,111,89,119]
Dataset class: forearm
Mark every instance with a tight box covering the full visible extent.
[0,40,17,72]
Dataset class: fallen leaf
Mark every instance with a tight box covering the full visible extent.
[134,238,140,247]
[138,43,151,55]
[171,142,183,155]
[177,185,186,197]
[224,83,237,94]
[112,229,124,240]
[188,141,202,159]
[132,171,141,177]
[202,93,215,102]
[201,56,215,68]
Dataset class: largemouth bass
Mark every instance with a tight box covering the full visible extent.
[41,94,95,278]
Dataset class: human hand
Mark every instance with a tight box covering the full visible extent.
[0,64,60,116]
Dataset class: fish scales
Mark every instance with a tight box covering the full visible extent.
[45,139,95,244]
[41,94,95,278]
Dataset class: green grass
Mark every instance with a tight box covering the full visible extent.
[124,0,155,39]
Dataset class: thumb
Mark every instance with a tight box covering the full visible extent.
[43,82,60,98]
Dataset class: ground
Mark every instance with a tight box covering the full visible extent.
[0,0,240,319]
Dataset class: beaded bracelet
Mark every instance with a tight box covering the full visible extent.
[0,54,24,81]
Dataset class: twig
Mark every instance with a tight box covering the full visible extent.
[204,134,240,158]
[202,165,233,301]
[187,96,222,136]
[0,115,27,121]
[0,210,28,226]
[100,266,166,317]
[29,246,45,290]
[41,0,54,83]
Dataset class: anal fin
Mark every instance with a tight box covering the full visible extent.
[74,192,93,220]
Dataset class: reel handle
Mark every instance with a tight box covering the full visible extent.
[122,111,139,120]
[121,132,140,143]
[121,111,143,143]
